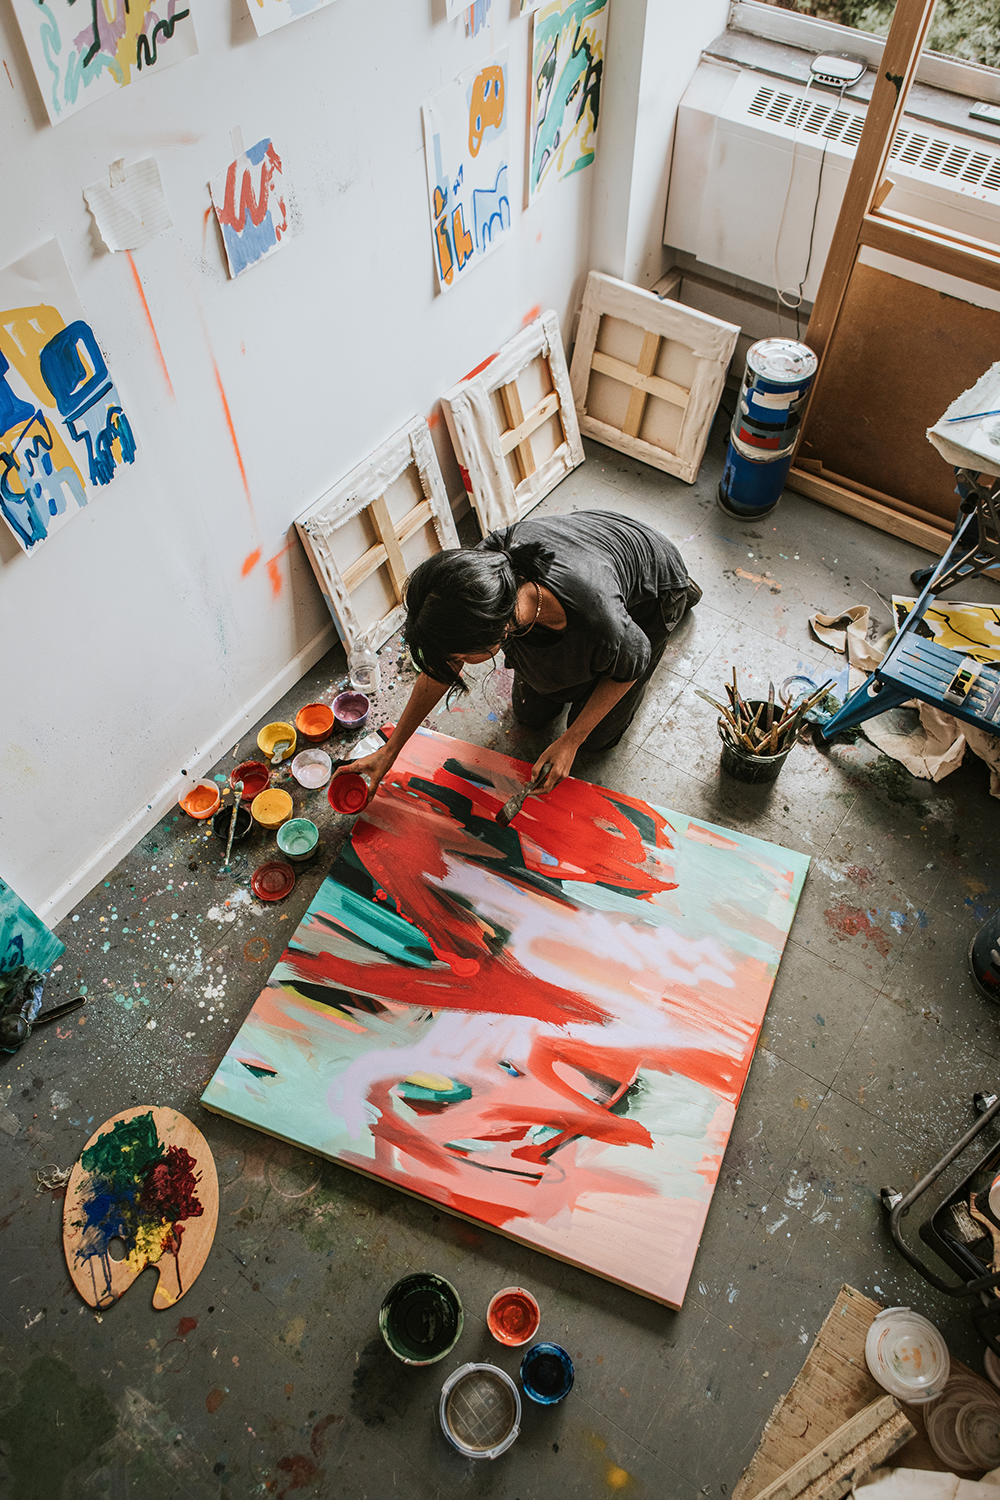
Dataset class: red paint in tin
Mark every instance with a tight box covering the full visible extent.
[486,1287,540,1347]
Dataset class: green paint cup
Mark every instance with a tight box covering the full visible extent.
[379,1273,464,1366]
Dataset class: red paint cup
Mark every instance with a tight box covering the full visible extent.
[328,771,369,815]
[487,1287,540,1347]
[232,760,270,802]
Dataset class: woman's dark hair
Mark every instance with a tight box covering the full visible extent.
[403,531,551,690]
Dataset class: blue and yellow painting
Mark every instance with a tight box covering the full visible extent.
[529,0,607,201]
[0,241,136,557]
[423,52,512,295]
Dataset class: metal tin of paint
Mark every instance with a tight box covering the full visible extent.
[519,1343,574,1405]
[439,1363,521,1459]
[486,1287,540,1347]
[379,1272,463,1366]
[719,338,817,519]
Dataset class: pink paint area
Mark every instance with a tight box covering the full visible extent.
[487,1288,540,1346]
[203,728,810,1308]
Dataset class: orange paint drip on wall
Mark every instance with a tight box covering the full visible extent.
[210,353,256,521]
[522,304,542,327]
[266,556,283,597]
[242,549,261,576]
[125,253,175,400]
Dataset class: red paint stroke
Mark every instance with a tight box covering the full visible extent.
[209,351,256,521]
[310,1414,343,1460]
[824,901,892,957]
[218,142,286,239]
[3,61,13,89]
[202,205,213,253]
[276,1453,320,1498]
[459,465,473,494]
[242,548,261,576]
[522,303,542,327]
[845,865,876,889]
[461,352,498,382]
[427,410,441,429]
[125,251,175,400]
[177,1315,198,1337]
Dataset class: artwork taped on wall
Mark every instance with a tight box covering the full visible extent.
[528,0,608,203]
[202,727,810,1308]
[0,240,137,557]
[0,876,64,978]
[248,0,340,37]
[569,272,740,485]
[10,0,197,126]
[295,417,460,656]
[210,140,289,280]
[440,309,583,531]
[423,52,511,294]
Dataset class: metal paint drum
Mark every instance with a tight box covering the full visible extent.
[719,338,818,519]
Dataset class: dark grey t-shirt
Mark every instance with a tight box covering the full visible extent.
[478,511,689,698]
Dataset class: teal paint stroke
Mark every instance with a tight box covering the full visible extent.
[0,876,64,977]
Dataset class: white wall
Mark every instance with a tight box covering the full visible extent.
[0,0,598,923]
[591,0,730,287]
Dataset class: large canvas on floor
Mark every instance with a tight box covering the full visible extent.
[203,729,809,1307]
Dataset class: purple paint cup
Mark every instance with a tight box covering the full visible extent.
[332,691,370,733]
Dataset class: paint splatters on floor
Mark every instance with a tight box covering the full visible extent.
[823,901,894,957]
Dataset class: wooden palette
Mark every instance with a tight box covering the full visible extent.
[63,1106,218,1311]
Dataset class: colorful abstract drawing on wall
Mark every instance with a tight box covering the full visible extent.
[210,140,289,280]
[528,0,608,202]
[202,728,809,1308]
[248,0,340,37]
[0,240,137,558]
[423,52,511,295]
[0,876,63,978]
[10,0,197,126]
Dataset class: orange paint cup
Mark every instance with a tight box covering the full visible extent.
[295,703,335,744]
[178,780,221,820]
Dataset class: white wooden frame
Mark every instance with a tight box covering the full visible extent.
[569,272,740,485]
[440,309,584,532]
[295,417,460,655]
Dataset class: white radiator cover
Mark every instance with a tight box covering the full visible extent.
[664,61,1000,305]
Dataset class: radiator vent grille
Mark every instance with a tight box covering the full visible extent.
[746,86,865,146]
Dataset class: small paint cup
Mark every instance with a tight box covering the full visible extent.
[211,805,253,843]
[328,771,369,815]
[178,780,221,820]
[276,818,319,863]
[520,1343,574,1405]
[257,721,297,763]
[291,750,332,790]
[295,702,335,744]
[439,1364,521,1459]
[251,788,294,830]
[232,761,270,802]
[379,1272,463,1366]
[487,1287,540,1348]
[332,691,370,732]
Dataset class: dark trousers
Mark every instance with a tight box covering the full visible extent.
[511,588,689,752]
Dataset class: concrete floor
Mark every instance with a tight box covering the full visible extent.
[3,421,1000,1500]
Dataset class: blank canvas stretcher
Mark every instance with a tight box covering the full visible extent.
[203,728,809,1309]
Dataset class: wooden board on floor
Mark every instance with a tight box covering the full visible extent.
[733,1285,985,1500]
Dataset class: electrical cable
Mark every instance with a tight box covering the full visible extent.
[772,75,850,339]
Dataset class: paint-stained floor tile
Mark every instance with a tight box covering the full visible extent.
[758,937,879,1086]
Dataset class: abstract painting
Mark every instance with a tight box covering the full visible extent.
[210,139,289,280]
[423,52,511,294]
[528,0,607,202]
[203,729,809,1308]
[892,597,1000,665]
[248,0,340,37]
[0,240,137,557]
[0,876,63,978]
[10,0,197,126]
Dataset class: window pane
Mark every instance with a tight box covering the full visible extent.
[754,1,1000,69]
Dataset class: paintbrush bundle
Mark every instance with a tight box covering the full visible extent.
[697,673,833,757]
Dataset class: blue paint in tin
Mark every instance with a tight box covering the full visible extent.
[520,1342,574,1405]
[719,339,817,519]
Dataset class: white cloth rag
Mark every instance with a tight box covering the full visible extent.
[857,1465,1000,1499]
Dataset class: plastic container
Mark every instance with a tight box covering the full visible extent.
[251,788,294,830]
[439,1364,521,1460]
[487,1288,540,1348]
[348,644,381,694]
[178,780,221,819]
[211,805,252,843]
[379,1273,463,1366]
[520,1343,574,1405]
[333,691,370,732]
[329,771,370,815]
[232,760,270,802]
[251,861,296,902]
[291,750,332,789]
[276,819,319,863]
[295,702,335,745]
[865,1307,950,1404]
[718,701,797,784]
[257,721,297,763]
[957,1399,1000,1468]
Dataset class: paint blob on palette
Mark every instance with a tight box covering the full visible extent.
[210,140,290,279]
[63,1107,218,1310]
[10,0,197,126]
[0,240,137,557]
[248,0,341,37]
[528,0,608,202]
[423,53,511,294]
[203,728,809,1309]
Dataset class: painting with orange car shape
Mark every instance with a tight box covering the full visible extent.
[203,728,809,1308]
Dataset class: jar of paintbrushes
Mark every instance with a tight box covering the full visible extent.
[698,673,832,784]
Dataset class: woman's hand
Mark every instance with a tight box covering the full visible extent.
[532,733,580,794]
[330,745,394,806]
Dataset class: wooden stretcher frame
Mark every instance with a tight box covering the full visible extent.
[790,0,1000,551]
[440,309,584,532]
[295,417,460,655]
[569,271,740,484]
